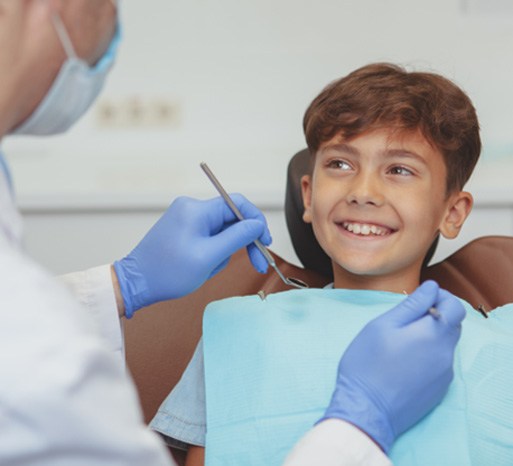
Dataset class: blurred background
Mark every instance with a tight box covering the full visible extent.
[4,0,513,274]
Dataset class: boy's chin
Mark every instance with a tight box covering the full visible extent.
[330,259,421,291]
[332,262,381,281]
[331,256,390,277]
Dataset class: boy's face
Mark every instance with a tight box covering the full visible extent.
[301,128,473,293]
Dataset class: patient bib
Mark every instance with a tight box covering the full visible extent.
[203,289,513,466]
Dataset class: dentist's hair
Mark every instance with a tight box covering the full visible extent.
[303,63,481,193]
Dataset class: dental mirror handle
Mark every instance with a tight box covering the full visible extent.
[200,162,309,290]
[200,162,277,268]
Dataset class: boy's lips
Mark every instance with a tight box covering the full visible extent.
[336,220,396,237]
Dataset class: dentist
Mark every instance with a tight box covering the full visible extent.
[0,1,464,465]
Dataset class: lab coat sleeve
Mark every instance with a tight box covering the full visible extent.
[59,264,124,365]
[282,419,393,466]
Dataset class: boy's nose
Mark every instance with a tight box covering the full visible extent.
[345,173,385,207]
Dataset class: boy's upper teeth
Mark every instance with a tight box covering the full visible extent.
[342,222,390,236]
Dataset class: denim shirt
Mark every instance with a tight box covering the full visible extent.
[150,339,206,449]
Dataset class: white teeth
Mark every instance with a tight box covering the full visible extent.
[342,222,390,236]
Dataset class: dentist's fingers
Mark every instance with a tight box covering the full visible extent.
[385,280,440,326]
[219,193,273,246]
[436,289,467,329]
[214,193,272,273]
[246,243,269,274]
[207,218,268,273]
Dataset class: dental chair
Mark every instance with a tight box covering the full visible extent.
[125,148,513,463]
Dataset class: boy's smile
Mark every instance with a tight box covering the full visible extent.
[301,128,472,293]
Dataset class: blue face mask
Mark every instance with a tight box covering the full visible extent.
[13,8,121,136]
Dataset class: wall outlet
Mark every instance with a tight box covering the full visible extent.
[95,97,182,129]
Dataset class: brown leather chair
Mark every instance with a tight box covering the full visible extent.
[125,149,513,462]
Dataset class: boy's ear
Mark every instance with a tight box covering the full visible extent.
[300,175,313,224]
[439,191,473,239]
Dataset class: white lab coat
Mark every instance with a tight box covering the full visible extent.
[0,173,171,465]
[0,171,390,466]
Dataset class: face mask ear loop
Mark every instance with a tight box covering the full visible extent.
[51,12,78,59]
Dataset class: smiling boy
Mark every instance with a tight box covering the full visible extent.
[301,63,477,293]
[151,64,513,466]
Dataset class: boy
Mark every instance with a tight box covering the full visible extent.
[150,64,513,465]
[300,62,476,294]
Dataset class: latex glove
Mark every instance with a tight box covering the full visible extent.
[114,194,271,318]
[321,280,465,453]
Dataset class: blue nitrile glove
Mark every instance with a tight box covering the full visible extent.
[320,280,466,453]
[114,194,271,318]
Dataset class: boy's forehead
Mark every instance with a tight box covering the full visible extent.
[316,127,440,158]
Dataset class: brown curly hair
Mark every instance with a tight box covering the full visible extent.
[303,63,481,193]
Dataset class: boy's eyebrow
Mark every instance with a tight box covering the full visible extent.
[383,149,428,165]
[321,144,427,164]
[320,143,360,156]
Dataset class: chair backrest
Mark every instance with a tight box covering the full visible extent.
[125,148,513,426]
[421,235,513,311]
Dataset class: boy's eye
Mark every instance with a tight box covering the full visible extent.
[388,166,413,176]
[327,159,352,171]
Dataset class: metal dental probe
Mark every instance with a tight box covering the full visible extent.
[428,307,441,319]
[403,291,440,319]
[200,162,309,290]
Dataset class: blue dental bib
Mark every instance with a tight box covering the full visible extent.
[203,289,513,466]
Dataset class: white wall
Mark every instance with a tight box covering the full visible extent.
[3,0,513,274]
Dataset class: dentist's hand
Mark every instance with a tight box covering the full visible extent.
[113,195,271,318]
[320,281,465,453]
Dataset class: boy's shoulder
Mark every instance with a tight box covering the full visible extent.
[463,300,513,335]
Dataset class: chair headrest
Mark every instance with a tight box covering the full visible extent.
[285,149,334,279]
[284,148,438,279]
